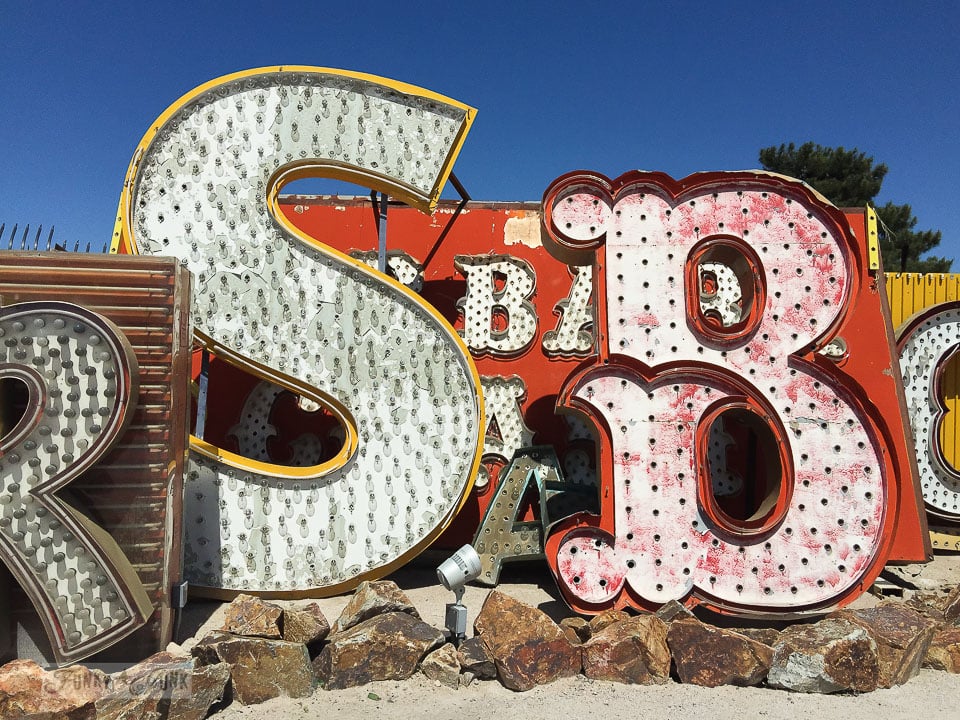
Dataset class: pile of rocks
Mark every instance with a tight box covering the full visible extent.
[1,580,959,718]
[0,652,231,719]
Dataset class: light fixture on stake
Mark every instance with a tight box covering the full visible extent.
[436,544,481,645]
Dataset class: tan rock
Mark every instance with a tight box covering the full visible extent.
[331,580,420,634]
[924,626,960,672]
[171,661,231,720]
[111,650,190,683]
[0,659,107,719]
[192,632,313,705]
[588,609,630,635]
[473,590,581,691]
[315,611,445,689]
[50,665,110,708]
[582,615,671,684]
[559,617,591,644]
[831,603,938,687]
[98,653,229,720]
[667,618,772,687]
[221,593,283,639]
[96,652,184,720]
[421,643,461,689]
[768,618,880,693]
[0,659,52,717]
[283,602,330,645]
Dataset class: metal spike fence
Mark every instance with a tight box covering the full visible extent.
[0,223,104,253]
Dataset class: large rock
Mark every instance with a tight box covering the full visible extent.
[283,602,330,645]
[768,618,880,693]
[315,611,445,689]
[331,580,420,634]
[421,643,461,689]
[924,627,960,672]
[905,590,942,620]
[0,660,47,718]
[582,615,670,684]
[221,593,283,639]
[830,603,938,687]
[0,659,108,719]
[192,632,313,705]
[97,652,230,720]
[0,659,46,718]
[667,618,772,687]
[473,590,581,691]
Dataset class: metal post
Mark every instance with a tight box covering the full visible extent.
[377,191,389,274]
[195,349,211,439]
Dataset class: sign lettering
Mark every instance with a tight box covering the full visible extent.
[541,171,911,614]
[117,67,483,596]
[898,302,960,522]
[0,301,151,663]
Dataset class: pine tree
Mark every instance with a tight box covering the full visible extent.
[874,202,950,273]
[758,142,950,272]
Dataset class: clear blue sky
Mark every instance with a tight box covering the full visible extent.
[1,1,958,262]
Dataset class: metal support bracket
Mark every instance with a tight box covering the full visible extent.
[422,171,471,271]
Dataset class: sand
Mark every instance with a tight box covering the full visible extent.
[209,670,960,720]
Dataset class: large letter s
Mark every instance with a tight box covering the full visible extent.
[115,67,483,596]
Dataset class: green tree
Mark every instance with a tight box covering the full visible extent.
[874,201,950,273]
[758,142,950,272]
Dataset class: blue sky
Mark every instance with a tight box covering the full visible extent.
[1,1,958,262]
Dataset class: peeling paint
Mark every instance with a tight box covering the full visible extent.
[504,213,543,248]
